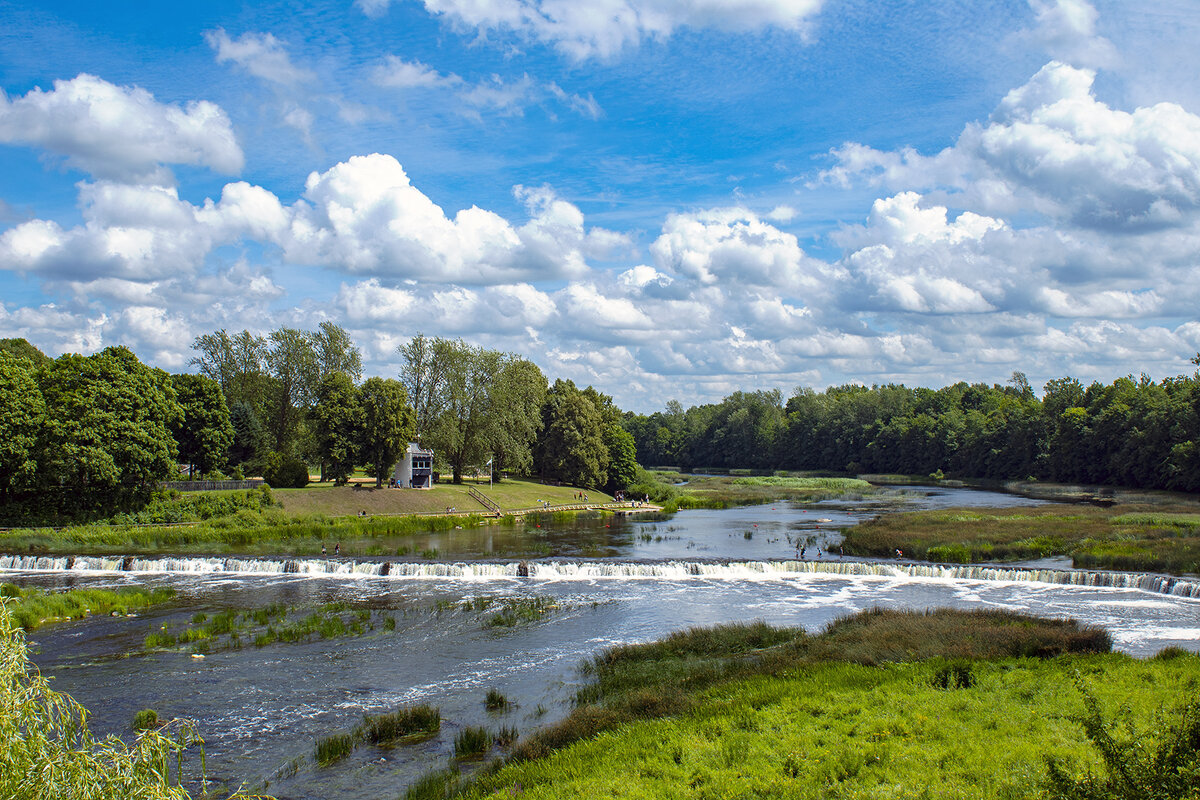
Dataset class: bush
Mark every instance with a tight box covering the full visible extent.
[263,453,310,488]
[131,708,159,732]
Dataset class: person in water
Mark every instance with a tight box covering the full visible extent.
[321,544,326,555]
[335,543,340,556]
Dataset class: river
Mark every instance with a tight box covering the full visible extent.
[5,485,1200,799]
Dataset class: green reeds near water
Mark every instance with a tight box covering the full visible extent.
[1,583,176,631]
[406,609,1198,800]
[453,726,493,759]
[314,704,442,765]
[842,503,1200,574]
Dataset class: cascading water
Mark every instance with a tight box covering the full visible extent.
[4,553,1198,598]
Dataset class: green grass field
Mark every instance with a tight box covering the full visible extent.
[275,477,610,517]
[406,610,1197,800]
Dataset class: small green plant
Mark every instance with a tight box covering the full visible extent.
[360,704,441,744]
[131,708,160,732]
[931,659,975,689]
[495,725,519,746]
[453,726,493,758]
[485,689,510,711]
[314,731,357,765]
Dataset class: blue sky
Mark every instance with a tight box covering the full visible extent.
[3,0,1200,412]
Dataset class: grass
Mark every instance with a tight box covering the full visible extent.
[841,503,1200,574]
[626,470,879,512]
[485,689,511,712]
[454,727,494,759]
[131,708,160,732]
[0,583,176,631]
[143,600,395,655]
[313,704,442,766]
[406,609,1189,800]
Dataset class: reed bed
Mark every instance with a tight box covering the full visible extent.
[842,503,1200,574]
[1,583,176,631]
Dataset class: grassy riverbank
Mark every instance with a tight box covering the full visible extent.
[0,479,614,556]
[842,503,1200,574]
[408,609,1197,800]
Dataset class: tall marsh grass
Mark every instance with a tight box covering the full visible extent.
[1,583,176,631]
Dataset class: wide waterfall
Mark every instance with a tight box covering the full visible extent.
[2,553,1198,598]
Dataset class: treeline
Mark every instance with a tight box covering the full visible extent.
[0,330,638,523]
[623,367,1200,493]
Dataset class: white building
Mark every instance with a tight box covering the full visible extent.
[393,443,435,488]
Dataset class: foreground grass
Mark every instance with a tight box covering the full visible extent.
[0,582,176,631]
[409,609,1140,800]
[842,503,1200,574]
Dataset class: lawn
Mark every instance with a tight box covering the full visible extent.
[274,478,611,517]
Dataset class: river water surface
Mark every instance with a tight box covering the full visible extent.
[6,486,1200,799]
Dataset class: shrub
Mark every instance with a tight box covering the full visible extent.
[131,708,159,732]
[263,452,310,488]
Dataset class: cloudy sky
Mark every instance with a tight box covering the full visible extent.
[3,0,1200,412]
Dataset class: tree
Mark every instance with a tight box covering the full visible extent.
[0,351,45,496]
[312,321,363,383]
[190,329,269,411]
[39,347,181,490]
[170,373,233,477]
[488,357,547,477]
[312,372,360,485]
[605,423,638,492]
[227,401,269,473]
[398,333,450,442]
[0,337,51,367]
[263,328,319,452]
[537,379,609,488]
[357,377,415,488]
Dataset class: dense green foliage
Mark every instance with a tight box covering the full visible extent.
[535,380,635,491]
[624,368,1200,492]
[171,373,234,477]
[312,372,360,484]
[358,377,415,488]
[398,335,547,483]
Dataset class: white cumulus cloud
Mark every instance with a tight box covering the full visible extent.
[0,74,242,184]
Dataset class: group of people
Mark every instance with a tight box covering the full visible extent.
[321,543,340,556]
